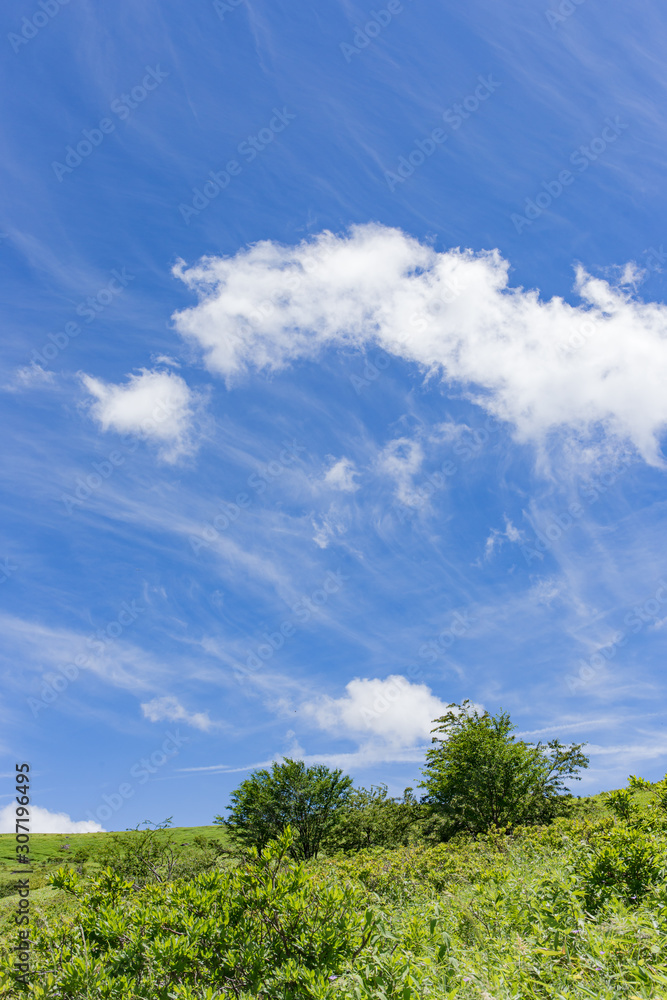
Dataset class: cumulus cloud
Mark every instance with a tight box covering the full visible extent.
[0,804,103,834]
[323,457,360,492]
[300,675,456,749]
[141,695,215,732]
[81,368,197,462]
[172,224,667,465]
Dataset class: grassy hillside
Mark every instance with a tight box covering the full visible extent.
[0,790,665,998]
[0,824,231,938]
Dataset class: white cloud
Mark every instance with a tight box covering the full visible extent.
[173,224,667,465]
[323,457,360,493]
[300,675,455,749]
[81,368,197,462]
[0,804,103,834]
[378,436,424,504]
[485,516,525,558]
[141,695,215,732]
[9,364,56,390]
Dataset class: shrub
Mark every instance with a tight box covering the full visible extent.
[322,784,421,853]
[5,829,388,999]
[577,825,667,911]
[93,818,225,887]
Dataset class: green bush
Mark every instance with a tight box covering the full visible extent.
[577,825,667,911]
[93,819,225,887]
[322,784,421,853]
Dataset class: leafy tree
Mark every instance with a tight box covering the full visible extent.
[420,700,589,835]
[323,784,421,853]
[217,758,353,860]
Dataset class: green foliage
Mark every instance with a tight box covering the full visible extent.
[322,784,421,853]
[605,787,639,823]
[93,818,224,887]
[577,824,667,911]
[420,700,589,835]
[2,828,389,999]
[219,758,353,860]
[2,797,667,999]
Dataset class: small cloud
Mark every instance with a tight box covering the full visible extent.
[282,729,305,759]
[152,354,181,368]
[504,517,523,543]
[141,695,215,732]
[378,437,424,504]
[485,516,525,558]
[300,675,458,749]
[0,804,103,834]
[311,505,349,549]
[5,364,56,392]
[80,368,199,463]
[323,457,360,493]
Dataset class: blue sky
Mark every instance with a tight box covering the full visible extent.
[2,0,667,832]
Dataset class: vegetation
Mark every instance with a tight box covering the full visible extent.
[420,701,590,836]
[217,758,353,860]
[1,711,666,998]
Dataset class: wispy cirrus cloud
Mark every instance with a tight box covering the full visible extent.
[141,695,219,732]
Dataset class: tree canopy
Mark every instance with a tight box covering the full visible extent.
[420,700,589,835]
[216,757,353,859]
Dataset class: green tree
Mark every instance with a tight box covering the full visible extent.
[323,784,421,853]
[217,757,353,860]
[420,700,589,836]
